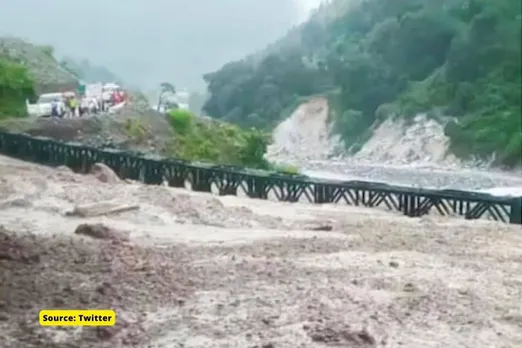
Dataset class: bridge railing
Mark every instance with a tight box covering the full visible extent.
[0,131,520,224]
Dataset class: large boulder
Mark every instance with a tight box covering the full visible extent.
[74,223,129,243]
[90,163,120,183]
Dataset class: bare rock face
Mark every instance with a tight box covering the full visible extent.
[266,97,342,163]
[90,163,120,184]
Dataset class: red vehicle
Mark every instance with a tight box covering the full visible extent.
[112,91,122,105]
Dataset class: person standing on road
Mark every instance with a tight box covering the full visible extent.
[79,98,86,117]
[69,95,78,117]
[51,98,60,118]
[64,96,71,118]
[102,88,112,110]
[90,98,99,114]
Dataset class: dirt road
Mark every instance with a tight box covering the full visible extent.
[0,154,521,348]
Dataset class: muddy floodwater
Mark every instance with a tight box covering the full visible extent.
[0,154,521,348]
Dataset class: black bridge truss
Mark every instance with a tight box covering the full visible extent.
[0,131,520,224]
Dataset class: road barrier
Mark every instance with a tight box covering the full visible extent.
[0,131,520,224]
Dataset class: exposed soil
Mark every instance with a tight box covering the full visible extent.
[0,103,173,155]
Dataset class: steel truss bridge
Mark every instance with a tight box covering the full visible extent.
[0,131,520,224]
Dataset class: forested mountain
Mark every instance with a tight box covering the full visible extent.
[202,0,521,166]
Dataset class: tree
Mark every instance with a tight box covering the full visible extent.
[157,82,176,112]
[0,58,35,118]
[160,82,176,94]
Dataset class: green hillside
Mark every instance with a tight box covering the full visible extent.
[0,37,81,118]
[0,37,77,94]
[202,0,521,167]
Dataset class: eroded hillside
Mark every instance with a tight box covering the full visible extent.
[266,97,522,189]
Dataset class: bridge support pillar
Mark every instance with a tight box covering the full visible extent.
[219,186,237,196]
[192,181,212,192]
[247,179,266,199]
[168,175,185,188]
[509,197,522,224]
[403,194,420,217]
[314,184,327,203]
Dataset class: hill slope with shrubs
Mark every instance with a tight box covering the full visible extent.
[0,36,272,170]
[202,0,521,167]
[165,109,270,169]
[0,37,80,118]
[0,36,77,93]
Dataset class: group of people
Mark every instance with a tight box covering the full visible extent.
[50,89,126,118]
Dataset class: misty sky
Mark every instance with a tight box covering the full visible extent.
[0,0,322,91]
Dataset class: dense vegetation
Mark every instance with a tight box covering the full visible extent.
[203,0,521,166]
[165,109,271,169]
[0,37,77,93]
[0,58,35,118]
[0,38,79,119]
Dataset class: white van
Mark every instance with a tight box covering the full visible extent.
[30,93,66,117]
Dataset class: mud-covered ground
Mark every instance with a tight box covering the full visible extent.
[0,154,522,348]
[0,103,173,156]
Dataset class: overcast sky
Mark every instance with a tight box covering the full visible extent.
[0,0,322,91]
